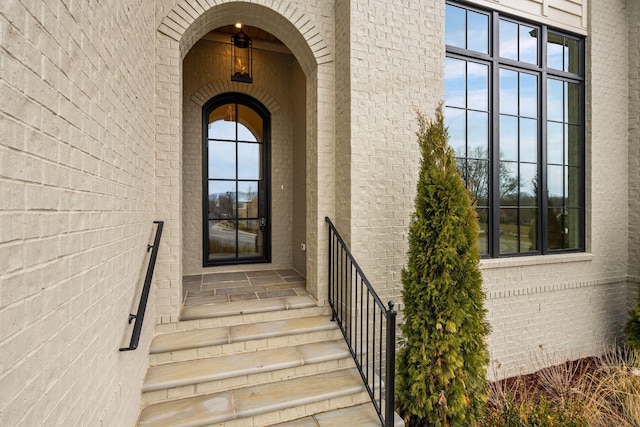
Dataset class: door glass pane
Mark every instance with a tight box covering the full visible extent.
[209,141,236,179]
[209,220,237,258]
[208,105,236,140]
[238,219,263,256]
[237,104,262,141]
[237,143,261,180]
[238,181,259,218]
[208,181,236,219]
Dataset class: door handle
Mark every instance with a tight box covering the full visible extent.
[259,217,267,231]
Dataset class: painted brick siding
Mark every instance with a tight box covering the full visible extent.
[347,0,444,302]
[0,1,156,426]
[629,0,640,283]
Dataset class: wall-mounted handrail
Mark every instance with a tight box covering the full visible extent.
[325,217,396,427]
[120,221,164,352]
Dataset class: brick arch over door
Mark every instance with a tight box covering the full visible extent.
[190,80,281,113]
[159,0,332,76]
[154,0,335,323]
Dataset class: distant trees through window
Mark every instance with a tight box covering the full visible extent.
[445,2,585,257]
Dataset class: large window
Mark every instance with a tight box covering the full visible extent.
[445,2,585,257]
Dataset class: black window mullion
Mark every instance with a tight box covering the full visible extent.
[539,25,548,254]
[579,79,586,251]
[490,10,501,257]
[446,2,583,258]
[234,103,239,258]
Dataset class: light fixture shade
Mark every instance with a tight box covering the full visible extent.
[231,31,252,83]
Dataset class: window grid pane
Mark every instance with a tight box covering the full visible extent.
[445,53,490,255]
[446,1,583,257]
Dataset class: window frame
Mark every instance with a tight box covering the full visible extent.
[445,1,586,258]
[201,92,272,266]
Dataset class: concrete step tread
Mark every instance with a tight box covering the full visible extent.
[137,369,366,427]
[268,402,405,427]
[150,315,337,354]
[180,295,318,321]
[143,339,351,392]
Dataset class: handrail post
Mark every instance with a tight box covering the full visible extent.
[385,301,396,427]
[326,217,334,321]
[120,221,164,351]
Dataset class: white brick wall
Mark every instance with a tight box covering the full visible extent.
[1,0,156,425]
[345,0,444,301]
[2,2,637,424]
[629,0,640,283]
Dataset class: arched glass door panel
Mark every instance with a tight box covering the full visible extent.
[203,94,270,265]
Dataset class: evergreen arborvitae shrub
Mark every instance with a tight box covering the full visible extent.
[624,296,640,350]
[396,106,491,426]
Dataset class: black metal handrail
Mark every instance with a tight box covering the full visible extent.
[120,221,164,351]
[325,217,396,427]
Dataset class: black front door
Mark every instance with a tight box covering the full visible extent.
[203,93,270,266]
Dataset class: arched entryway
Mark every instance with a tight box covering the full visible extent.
[152,1,336,323]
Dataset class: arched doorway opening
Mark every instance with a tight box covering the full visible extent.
[182,25,308,278]
[202,93,271,266]
[153,1,335,322]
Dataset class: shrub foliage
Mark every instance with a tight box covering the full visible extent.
[396,106,490,426]
[624,294,640,350]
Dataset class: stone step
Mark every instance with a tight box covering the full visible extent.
[149,315,342,365]
[142,340,355,404]
[155,295,329,334]
[137,368,371,427]
[268,402,405,427]
[181,294,318,321]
